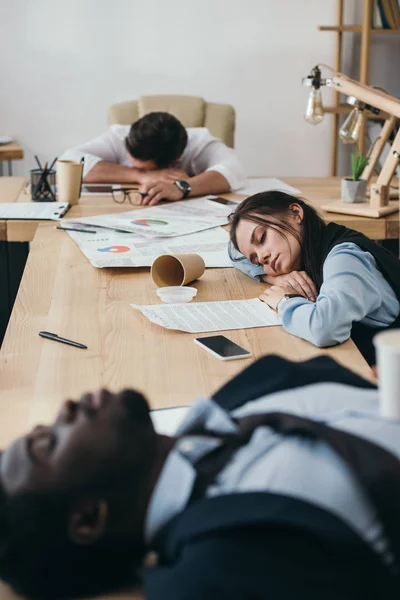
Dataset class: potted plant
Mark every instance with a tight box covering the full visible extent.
[341,153,369,203]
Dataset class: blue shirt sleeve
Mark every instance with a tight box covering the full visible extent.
[278,243,400,348]
[229,242,265,281]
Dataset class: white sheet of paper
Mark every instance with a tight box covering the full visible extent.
[237,178,301,197]
[66,227,232,268]
[64,196,233,239]
[150,407,189,434]
[0,202,70,220]
[131,298,281,333]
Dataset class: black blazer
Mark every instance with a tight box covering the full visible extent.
[145,356,394,599]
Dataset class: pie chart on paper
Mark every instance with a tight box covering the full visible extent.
[97,245,130,253]
[131,219,168,227]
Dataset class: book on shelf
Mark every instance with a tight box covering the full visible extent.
[377,0,400,28]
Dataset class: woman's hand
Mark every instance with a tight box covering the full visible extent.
[262,270,317,302]
[259,285,305,310]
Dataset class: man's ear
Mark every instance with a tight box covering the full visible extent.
[68,498,108,545]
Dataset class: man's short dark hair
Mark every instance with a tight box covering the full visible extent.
[125,112,188,168]
[0,475,145,599]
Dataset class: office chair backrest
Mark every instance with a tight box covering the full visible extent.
[108,95,235,148]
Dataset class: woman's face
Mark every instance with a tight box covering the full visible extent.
[234,206,303,277]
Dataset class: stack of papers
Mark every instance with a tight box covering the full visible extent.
[65,227,232,268]
[62,181,302,270]
[0,203,70,220]
[64,196,234,239]
[131,298,281,333]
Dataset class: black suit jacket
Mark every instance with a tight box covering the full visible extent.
[145,356,393,599]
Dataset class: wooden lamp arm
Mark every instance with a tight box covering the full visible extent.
[361,116,397,182]
[330,73,400,118]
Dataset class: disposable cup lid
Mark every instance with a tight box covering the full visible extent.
[156,286,197,304]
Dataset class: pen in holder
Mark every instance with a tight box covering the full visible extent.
[30,167,56,202]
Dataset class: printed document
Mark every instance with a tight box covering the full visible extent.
[0,202,70,220]
[151,407,189,434]
[64,196,233,239]
[131,298,281,333]
[65,227,232,268]
[237,178,301,197]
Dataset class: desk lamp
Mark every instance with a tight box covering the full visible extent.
[302,65,400,218]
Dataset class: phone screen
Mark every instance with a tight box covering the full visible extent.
[208,197,238,206]
[195,335,250,357]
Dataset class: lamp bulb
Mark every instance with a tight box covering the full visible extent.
[339,107,363,144]
[304,88,324,125]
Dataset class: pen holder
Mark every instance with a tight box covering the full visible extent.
[30,168,56,202]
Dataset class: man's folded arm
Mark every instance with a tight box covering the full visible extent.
[187,170,231,197]
[83,161,142,183]
[191,135,246,192]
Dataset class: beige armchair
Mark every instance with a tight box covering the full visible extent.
[108,95,235,148]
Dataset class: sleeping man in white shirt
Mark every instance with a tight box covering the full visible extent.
[59,112,246,206]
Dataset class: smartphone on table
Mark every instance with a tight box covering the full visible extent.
[194,335,252,361]
[206,196,238,207]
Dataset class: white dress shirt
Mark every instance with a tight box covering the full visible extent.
[145,383,396,564]
[60,125,246,191]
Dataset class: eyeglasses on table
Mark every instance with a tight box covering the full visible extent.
[111,187,147,204]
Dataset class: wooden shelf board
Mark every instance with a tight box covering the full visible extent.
[319,25,400,34]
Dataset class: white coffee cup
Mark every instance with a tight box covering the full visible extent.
[373,330,400,419]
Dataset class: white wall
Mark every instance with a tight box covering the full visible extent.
[0,0,337,178]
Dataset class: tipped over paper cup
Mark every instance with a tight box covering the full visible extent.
[151,254,205,287]
[56,160,83,205]
[373,330,400,419]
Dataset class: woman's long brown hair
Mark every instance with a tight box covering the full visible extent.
[229,191,326,290]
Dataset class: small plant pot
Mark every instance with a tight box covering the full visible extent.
[341,178,367,203]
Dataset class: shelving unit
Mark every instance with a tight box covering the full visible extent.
[319,0,400,175]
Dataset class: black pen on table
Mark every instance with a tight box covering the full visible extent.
[39,331,87,350]
[56,226,97,234]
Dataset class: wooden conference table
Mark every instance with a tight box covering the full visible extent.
[1,176,398,341]
[0,177,376,441]
[0,176,381,600]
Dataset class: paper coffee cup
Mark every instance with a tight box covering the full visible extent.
[56,160,83,205]
[373,330,400,419]
[151,254,205,287]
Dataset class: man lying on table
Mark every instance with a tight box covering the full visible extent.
[59,112,246,206]
[0,355,399,600]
